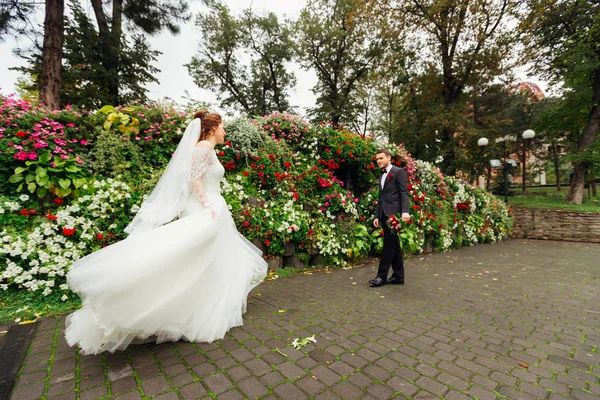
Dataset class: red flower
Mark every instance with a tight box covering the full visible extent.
[62,227,76,236]
[28,209,37,216]
[46,214,58,221]
[264,240,271,246]
[19,208,30,217]
[96,233,103,240]
[225,141,231,146]
[243,171,249,176]
[217,151,225,157]
[243,221,251,227]
[54,198,64,205]
[15,130,27,138]
[293,193,299,200]
[284,161,291,169]
[324,148,330,152]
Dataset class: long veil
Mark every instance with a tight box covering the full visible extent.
[124,118,201,236]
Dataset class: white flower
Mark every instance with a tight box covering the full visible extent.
[19,194,30,202]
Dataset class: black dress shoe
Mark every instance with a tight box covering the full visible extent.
[388,276,404,285]
[368,277,387,287]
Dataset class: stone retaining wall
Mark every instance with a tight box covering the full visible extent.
[511,206,600,243]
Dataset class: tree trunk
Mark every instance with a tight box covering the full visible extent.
[552,142,561,191]
[39,0,65,110]
[108,0,123,106]
[566,68,600,204]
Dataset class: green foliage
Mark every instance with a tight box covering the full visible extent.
[9,151,87,198]
[187,3,296,116]
[223,118,264,160]
[83,130,145,179]
[13,1,161,108]
[296,0,387,125]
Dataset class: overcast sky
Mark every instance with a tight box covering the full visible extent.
[0,0,548,116]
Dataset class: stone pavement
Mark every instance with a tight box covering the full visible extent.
[9,239,600,399]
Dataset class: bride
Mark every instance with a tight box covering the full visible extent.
[65,110,268,355]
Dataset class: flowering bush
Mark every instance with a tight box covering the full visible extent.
[0,98,513,302]
[0,179,142,297]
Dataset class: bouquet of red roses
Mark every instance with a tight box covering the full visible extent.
[386,213,412,234]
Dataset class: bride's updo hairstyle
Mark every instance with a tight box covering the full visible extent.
[194,110,223,141]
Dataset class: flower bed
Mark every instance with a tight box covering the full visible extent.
[0,94,513,301]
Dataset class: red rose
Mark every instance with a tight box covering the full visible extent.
[264,240,271,246]
[243,221,251,227]
[46,214,58,221]
[54,198,64,205]
[15,130,27,138]
[20,208,30,217]
[96,233,103,240]
[62,227,76,236]
[218,151,225,157]
[28,209,37,215]
[243,171,249,176]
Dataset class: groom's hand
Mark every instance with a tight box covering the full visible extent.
[401,213,410,223]
[373,218,379,228]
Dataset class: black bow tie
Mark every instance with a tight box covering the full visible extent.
[381,168,388,174]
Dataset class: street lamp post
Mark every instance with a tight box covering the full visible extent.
[495,135,517,203]
[477,137,488,189]
[522,129,535,192]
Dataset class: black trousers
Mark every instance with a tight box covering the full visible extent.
[377,214,405,280]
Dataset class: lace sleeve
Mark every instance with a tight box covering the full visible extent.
[191,146,214,208]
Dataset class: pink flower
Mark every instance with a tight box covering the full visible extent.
[80,140,88,145]
[60,154,69,160]
[28,152,37,160]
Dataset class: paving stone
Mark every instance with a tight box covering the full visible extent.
[169,371,195,388]
[178,381,208,399]
[415,376,448,396]
[8,240,600,400]
[238,377,269,399]
[310,365,341,386]
[366,382,394,399]
[141,375,170,397]
[10,381,46,400]
[244,358,273,376]
[203,372,233,394]
[260,371,285,387]
[79,385,109,400]
[273,382,308,399]
[110,377,139,396]
[331,381,363,400]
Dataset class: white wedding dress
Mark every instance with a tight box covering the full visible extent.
[65,146,267,355]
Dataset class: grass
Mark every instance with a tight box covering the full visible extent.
[507,185,600,213]
[0,288,81,324]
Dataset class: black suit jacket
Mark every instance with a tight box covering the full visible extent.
[376,165,410,220]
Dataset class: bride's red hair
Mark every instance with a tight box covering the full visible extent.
[193,110,222,141]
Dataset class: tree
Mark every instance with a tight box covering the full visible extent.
[0,1,35,40]
[2,0,65,109]
[39,0,64,110]
[296,0,387,125]
[359,0,518,176]
[14,1,161,108]
[521,0,600,204]
[186,3,296,116]
[89,0,190,106]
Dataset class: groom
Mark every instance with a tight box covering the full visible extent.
[369,148,410,287]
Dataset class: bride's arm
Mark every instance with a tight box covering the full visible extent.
[191,146,213,208]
